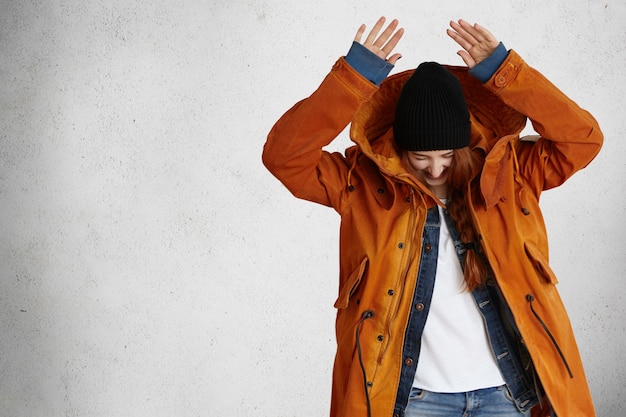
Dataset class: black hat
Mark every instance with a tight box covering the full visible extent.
[393,62,471,151]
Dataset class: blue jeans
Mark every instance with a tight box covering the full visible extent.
[405,386,530,417]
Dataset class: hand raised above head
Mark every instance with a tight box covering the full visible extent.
[354,16,404,65]
[447,19,500,68]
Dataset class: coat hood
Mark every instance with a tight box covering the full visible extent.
[350,65,527,176]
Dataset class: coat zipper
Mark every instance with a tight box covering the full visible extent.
[526,294,574,378]
[355,310,375,417]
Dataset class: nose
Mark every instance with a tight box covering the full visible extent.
[430,161,445,177]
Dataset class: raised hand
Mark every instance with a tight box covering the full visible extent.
[354,16,404,65]
[447,19,500,68]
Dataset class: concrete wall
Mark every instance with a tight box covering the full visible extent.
[1,0,624,416]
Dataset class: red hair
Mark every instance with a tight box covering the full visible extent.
[403,147,487,290]
[446,147,486,290]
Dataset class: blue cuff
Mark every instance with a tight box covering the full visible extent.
[344,41,394,86]
[469,42,509,83]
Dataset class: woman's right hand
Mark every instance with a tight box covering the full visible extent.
[354,17,404,65]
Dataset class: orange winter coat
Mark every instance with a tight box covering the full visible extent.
[263,50,602,417]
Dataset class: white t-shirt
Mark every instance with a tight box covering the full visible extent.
[413,206,505,392]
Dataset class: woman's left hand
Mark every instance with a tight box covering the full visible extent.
[446,19,500,68]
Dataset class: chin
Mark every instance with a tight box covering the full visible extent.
[426,178,447,187]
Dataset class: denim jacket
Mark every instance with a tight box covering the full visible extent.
[392,206,538,417]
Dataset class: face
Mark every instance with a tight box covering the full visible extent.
[405,149,454,194]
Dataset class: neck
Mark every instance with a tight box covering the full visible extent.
[430,184,448,200]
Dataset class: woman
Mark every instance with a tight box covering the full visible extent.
[263,17,602,417]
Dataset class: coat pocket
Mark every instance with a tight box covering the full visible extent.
[334,257,368,309]
[523,242,559,284]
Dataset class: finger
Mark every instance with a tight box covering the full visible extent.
[381,27,404,57]
[457,20,499,48]
[387,53,403,65]
[457,50,477,68]
[457,19,481,38]
[354,24,366,43]
[449,20,478,47]
[373,18,399,48]
[472,23,499,44]
[364,16,386,46]
[446,28,473,53]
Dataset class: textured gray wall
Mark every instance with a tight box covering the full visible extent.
[1,0,624,416]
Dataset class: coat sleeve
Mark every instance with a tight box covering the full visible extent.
[483,50,603,194]
[262,58,378,210]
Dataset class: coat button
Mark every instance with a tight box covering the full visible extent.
[424,243,433,252]
[404,358,414,366]
[415,303,424,311]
